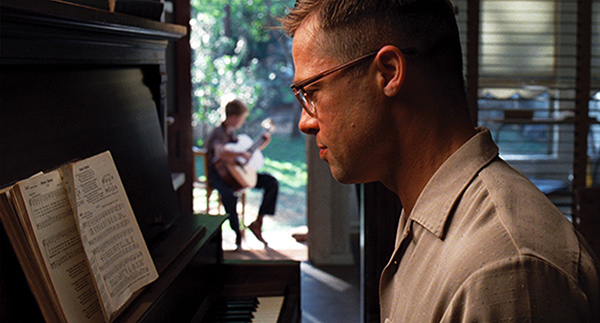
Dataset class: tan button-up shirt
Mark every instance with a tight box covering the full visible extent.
[380,128,599,322]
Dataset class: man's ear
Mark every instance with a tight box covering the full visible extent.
[375,45,407,97]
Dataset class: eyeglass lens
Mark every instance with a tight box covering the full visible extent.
[296,90,315,116]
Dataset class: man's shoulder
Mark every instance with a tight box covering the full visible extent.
[446,161,599,320]
[471,159,583,276]
[476,159,567,229]
[205,124,228,147]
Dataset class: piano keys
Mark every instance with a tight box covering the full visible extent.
[254,297,285,322]
[204,296,284,322]
[195,260,301,323]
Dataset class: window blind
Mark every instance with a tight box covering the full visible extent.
[455,0,598,218]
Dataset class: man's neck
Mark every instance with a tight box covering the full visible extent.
[392,123,475,217]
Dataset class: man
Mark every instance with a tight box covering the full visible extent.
[205,98,278,250]
[281,0,599,322]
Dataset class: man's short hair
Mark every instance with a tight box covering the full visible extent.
[281,0,464,87]
[225,99,249,117]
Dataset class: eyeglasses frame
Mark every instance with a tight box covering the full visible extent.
[290,51,377,117]
[290,47,417,117]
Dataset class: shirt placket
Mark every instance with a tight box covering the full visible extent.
[379,216,413,322]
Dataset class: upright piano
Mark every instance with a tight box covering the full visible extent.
[0,1,300,322]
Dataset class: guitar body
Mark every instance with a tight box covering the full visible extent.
[216,134,264,191]
[228,134,265,171]
[215,161,257,191]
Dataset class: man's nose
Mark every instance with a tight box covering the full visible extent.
[298,109,319,135]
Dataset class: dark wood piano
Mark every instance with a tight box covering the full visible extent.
[0,1,300,322]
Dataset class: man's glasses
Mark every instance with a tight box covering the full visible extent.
[290,48,417,117]
[290,51,378,117]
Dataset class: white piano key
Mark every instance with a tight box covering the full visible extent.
[253,296,284,322]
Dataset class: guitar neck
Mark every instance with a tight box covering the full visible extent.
[246,130,270,153]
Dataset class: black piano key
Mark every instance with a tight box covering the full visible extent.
[206,298,260,322]
[214,299,258,311]
[224,298,259,307]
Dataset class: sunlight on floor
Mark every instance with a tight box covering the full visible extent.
[301,263,353,293]
[193,187,308,258]
[221,220,307,251]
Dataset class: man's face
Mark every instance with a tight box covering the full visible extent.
[292,20,387,184]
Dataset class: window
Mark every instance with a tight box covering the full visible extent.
[588,0,600,186]
[455,0,599,217]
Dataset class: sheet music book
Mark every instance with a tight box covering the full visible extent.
[0,151,158,322]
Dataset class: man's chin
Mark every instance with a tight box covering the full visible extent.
[329,166,361,185]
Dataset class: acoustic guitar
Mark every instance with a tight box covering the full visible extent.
[215,119,275,191]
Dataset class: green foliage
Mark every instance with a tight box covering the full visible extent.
[190,0,296,128]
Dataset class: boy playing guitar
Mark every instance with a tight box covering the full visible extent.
[204,99,279,250]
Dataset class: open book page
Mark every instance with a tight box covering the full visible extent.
[61,151,158,321]
[11,171,105,323]
[0,187,64,323]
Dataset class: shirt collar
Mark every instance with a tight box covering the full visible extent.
[409,127,499,239]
